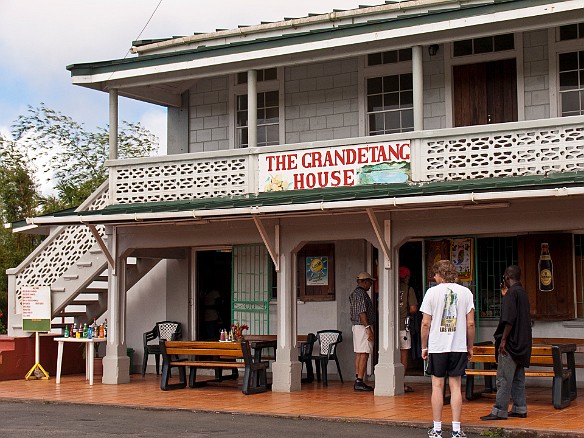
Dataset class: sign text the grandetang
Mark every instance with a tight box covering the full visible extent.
[259,142,411,192]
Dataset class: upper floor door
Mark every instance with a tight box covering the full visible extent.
[453,58,517,127]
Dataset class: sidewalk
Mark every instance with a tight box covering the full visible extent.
[0,374,581,437]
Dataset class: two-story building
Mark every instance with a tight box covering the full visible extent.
[7,0,584,396]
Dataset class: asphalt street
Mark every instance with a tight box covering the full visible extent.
[0,400,484,437]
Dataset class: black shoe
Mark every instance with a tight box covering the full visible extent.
[508,412,527,418]
[480,413,507,421]
[354,381,374,391]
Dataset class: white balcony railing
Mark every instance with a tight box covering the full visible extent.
[107,116,584,205]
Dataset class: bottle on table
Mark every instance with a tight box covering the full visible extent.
[64,325,69,338]
[82,323,88,338]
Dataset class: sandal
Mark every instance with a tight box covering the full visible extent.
[404,385,414,393]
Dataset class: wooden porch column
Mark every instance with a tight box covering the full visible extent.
[373,220,402,395]
[247,70,257,149]
[412,45,424,131]
[109,88,118,160]
[271,250,302,392]
[102,225,130,384]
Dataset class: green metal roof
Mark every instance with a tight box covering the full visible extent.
[67,0,533,77]
[48,171,584,218]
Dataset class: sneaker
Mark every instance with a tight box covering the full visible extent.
[427,428,442,437]
[452,431,466,438]
[353,380,374,391]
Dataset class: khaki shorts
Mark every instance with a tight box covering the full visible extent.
[399,330,412,350]
[352,325,373,354]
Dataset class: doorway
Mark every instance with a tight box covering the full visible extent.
[399,241,424,374]
[453,58,517,127]
[197,250,232,340]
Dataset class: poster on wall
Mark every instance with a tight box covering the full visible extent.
[21,286,51,332]
[258,142,411,192]
[450,238,473,282]
[306,256,329,286]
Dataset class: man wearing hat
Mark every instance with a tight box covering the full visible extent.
[399,266,418,392]
[349,272,376,391]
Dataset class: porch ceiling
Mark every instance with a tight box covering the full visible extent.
[19,172,584,228]
[66,0,582,106]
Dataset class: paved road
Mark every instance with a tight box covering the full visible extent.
[0,400,484,437]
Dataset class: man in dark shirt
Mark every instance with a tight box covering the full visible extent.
[481,265,532,420]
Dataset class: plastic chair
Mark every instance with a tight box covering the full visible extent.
[142,321,182,376]
[312,330,343,385]
[298,333,317,382]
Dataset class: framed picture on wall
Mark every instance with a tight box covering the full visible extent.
[298,243,335,301]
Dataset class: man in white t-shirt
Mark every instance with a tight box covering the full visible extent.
[420,260,475,438]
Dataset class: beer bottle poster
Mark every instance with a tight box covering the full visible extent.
[21,286,52,332]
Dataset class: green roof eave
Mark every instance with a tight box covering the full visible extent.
[67,0,533,78]
[51,171,584,218]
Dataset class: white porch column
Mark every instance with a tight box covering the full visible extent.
[374,221,403,395]
[102,226,130,384]
[271,251,302,392]
[412,45,424,131]
[109,89,118,160]
[247,70,257,149]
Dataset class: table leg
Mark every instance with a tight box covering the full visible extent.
[56,341,64,384]
[88,342,95,385]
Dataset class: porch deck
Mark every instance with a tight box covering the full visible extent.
[0,374,581,437]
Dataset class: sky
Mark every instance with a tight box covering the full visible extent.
[0,0,370,156]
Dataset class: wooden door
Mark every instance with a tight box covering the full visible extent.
[453,59,517,127]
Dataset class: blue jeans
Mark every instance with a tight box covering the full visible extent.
[491,352,527,417]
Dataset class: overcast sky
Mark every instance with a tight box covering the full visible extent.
[0,0,369,154]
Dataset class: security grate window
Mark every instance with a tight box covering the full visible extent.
[476,236,518,319]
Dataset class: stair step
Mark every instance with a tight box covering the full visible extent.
[89,248,102,254]
[72,300,99,306]
[63,274,79,281]
[51,287,66,293]
[76,261,93,267]
[57,311,86,317]
[95,276,108,282]
[84,287,107,294]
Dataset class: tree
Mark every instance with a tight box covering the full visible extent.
[0,134,43,334]
[11,103,158,209]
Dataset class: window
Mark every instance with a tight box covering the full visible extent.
[366,73,414,135]
[453,34,514,57]
[368,49,412,66]
[234,69,280,148]
[558,50,584,116]
[476,237,517,319]
[559,23,584,41]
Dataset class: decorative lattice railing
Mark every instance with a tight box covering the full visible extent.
[415,117,584,182]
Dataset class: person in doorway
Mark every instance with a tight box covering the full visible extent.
[349,272,376,391]
[481,265,532,421]
[421,260,475,438]
[399,266,418,393]
[202,289,222,340]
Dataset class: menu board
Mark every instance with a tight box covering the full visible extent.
[21,286,51,332]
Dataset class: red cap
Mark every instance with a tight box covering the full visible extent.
[399,267,411,279]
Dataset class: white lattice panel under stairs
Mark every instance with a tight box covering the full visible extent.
[420,123,584,182]
[111,155,250,204]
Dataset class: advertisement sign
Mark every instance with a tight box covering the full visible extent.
[258,142,411,192]
[306,256,329,286]
[21,286,51,332]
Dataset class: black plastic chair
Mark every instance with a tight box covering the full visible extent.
[142,321,181,376]
[312,330,343,385]
[298,333,317,383]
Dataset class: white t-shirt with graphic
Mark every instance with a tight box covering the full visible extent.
[420,282,475,353]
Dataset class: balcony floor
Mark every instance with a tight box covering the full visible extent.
[0,374,582,437]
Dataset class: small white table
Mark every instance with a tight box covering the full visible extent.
[54,337,107,385]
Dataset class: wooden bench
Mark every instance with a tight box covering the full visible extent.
[533,337,584,368]
[465,343,577,409]
[159,340,268,395]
